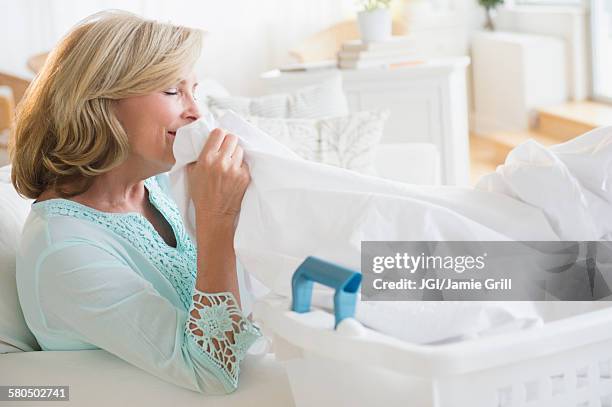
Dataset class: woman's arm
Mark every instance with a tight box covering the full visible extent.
[180,127,256,388]
[194,214,240,301]
[187,127,251,305]
[185,214,256,387]
[35,240,258,394]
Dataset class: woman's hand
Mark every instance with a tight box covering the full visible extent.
[187,128,251,224]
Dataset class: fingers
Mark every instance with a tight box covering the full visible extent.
[197,128,247,178]
[231,146,244,170]
[199,128,226,160]
[242,162,251,184]
[200,128,242,159]
[239,160,251,187]
[219,133,239,158]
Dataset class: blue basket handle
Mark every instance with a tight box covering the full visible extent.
[291,256,362,328]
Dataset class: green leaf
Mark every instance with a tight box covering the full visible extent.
[357,0,392,12]
[478,0,504,9]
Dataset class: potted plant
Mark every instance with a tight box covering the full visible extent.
[356,0,393,43]
[478,0,504,31]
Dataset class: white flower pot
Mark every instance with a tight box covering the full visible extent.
[357,8,392,43]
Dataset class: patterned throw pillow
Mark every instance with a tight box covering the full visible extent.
[206,75,349,119]
[245,110,390,175]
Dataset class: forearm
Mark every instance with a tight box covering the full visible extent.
[194,211,241,307]
[182,129,258,391]
[188,211,261,392]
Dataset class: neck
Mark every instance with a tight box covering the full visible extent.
[76,154,162,211]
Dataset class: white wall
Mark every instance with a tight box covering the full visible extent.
[404,1,591,104]
[403,0,483,57]
[495,5,590,101]
[0,0,588,101]
[463,1,591,135]
[0,0,356,96]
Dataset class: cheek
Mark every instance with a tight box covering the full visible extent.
[149,96,182,126]
[116,95,182,158]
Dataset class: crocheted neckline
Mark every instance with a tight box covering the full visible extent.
[32,177,182,251]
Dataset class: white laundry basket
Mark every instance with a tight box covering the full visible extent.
[254,259,612,407]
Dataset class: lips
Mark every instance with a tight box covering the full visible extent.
[166,130,176,139]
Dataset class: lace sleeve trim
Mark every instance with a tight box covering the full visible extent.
[186,289,261,390]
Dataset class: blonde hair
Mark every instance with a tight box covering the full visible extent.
[10,10,203,198]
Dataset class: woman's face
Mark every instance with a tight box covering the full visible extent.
[114,72,200,172]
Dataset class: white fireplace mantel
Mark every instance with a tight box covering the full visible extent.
[260,57,471,185]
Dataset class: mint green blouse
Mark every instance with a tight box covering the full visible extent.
[15,174,260,394]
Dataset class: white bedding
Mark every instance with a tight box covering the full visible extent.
[170,114,612,344]
[172,113,612,295]
[0,350,293,406]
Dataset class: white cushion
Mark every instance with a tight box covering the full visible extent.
[206,75,349,119]
[0,339,23,353]
[1,350,293,406]
[245,110,389,175]
[0,165,38,352]
[374,143,440,185]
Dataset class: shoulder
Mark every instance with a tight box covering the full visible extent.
[18,202,126,266]
[16,207,139,308]
[35,188,60,203]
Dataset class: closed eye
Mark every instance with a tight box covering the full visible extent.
[164,86,197,100]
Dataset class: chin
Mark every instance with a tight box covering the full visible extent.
[159,162,174,173]
[149,156,175,174]
[162,155,176,171]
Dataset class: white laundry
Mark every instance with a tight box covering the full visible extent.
[168,111,281,317]
[169,111,612,344]
[476,126,612,240]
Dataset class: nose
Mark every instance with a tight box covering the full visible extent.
[182,96,201,122]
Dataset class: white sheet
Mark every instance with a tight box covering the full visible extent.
[476,126,612,240]
[169,113,612,344]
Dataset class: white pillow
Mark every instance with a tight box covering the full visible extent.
[0,165,39,352]
[0,339,23,353]
[245,110,389,175]
[206,75,349,119]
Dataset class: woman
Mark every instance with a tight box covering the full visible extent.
[10,10,259,394]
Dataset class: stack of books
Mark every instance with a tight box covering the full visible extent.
[337,36,424,69]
